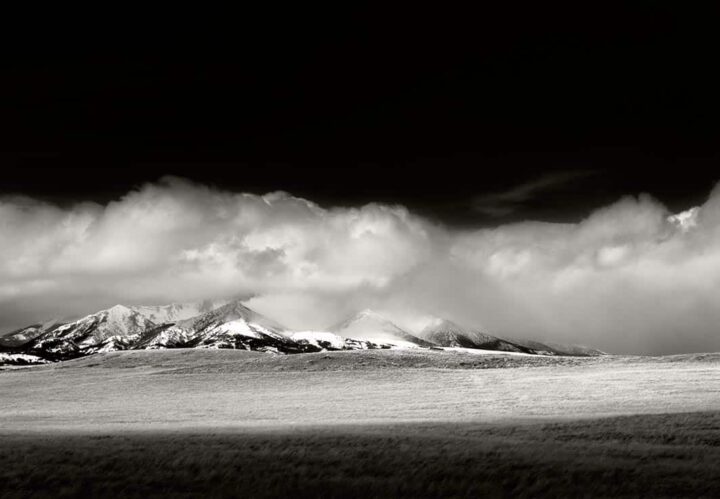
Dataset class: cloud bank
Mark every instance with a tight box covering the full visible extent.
[1,176,719,354]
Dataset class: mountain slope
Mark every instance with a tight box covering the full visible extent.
[509,338,607,357]
[329,310,436,348]
[0,318,68,348]
[418,318,537,353]
[135,301,312,353]
[24,305,158,360]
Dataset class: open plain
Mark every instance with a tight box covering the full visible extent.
[2,349,720,497]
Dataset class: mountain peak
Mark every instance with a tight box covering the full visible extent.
[100,304,141,325]
[330,309,434,348]
[330,309,401,332]
[211,300,257,319]
[106,304,132,314]
[176,300,287,335]
[420,317,467,336]
[355,309,390,321]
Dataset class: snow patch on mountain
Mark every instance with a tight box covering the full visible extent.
[0,353,49,366]
[291,331,347,349]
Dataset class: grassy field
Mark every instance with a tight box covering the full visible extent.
[2,349,720,430]
[2,349,720,497]
[2,413,720,497]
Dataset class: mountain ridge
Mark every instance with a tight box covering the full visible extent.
[0,302,606,365]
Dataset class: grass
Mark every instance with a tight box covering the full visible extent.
[2,349,720,496]
[2,412,720,497]
[3,349,720,431]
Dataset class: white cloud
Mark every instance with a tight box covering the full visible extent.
[2,176,720,355]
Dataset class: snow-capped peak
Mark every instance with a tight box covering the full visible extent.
[172,299,290,339]
[355,308,388,320]
[74,304,156,340]
[108,304,131,312]
[329,309,434,348]
[105,304,134,322]
[290,331,348,350]
[420,317,466,334]
[345,309,397,324]
[330,309,404,333]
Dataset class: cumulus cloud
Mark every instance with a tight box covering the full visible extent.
[1,176,720,355]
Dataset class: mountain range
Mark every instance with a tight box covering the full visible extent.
[0,300,604,366]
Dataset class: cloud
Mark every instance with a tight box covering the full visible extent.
[1,176,720,355]
[0,177,436,330]
[473,170,597,217]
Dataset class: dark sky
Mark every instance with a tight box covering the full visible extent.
[2,5,718,226]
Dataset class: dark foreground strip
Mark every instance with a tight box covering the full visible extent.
[1,411,719,498]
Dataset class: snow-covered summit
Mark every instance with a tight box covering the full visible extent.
[175,300,288,336]
[136,300,296,351]
[330,310,435,348]
[420,317,467,336]
[34,304,157,346]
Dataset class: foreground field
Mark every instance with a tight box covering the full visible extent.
[2,412,720,497]
[2,349,720,430]
[2,349,720,497]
